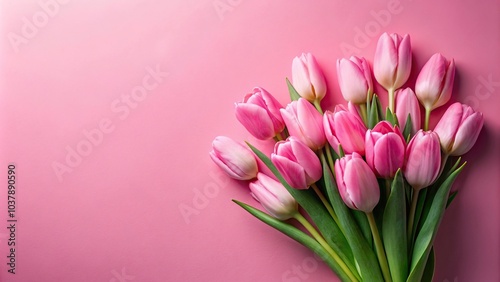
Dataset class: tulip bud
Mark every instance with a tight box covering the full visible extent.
[365,121,406,178]
[292,53,327,102]
[395,88,421,135]
[415,53,455,111]
[235,87,285,140]
[324,103,367,155]
[335,153,380,213]
[337,56,373,104]
[271,137,322,190]
[280,98,326,150]
[373,33,412,91]
[434,102,484,156]
[249,173,298,220]
[209,136,258,180]
[403,130,441,190]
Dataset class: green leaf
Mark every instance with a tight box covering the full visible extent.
[352,210,373,249]
[421,248,435,282]
[246,143,357,274]
[402,114,413,141]
[407,162,466,282]
[233,200,353,282]
[446,191,458,208]
[321,155,384,282]
[286,78,301,101]
[382,170,408,282]
[368,95,381,129]
[385,108,397,126]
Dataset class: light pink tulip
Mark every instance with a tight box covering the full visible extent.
[395,88,421,135]
[403,130,441,190]
[434,102,484,156]
[209,136,258,180]
[324,103,367,155]
[415,53,456,111]
[292,53,327,102]
[337,56,373,104]
[335,153,380,213]
[280,98,326,150]
[365,121,406,178]
[271,137,322,190]
[235,87,285,140]
[249,173,298,220]
[373,33,412,91]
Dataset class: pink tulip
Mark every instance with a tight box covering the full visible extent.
[403,130,441,190]
[235,87,285,140]
[209,136,258,180]
[365,121,406,178]
[337,56,373,104]
[335,153,380,213]
[249,173,298,220]
[292,53,327,102]
[373,33,412,91]
[324,103,367,155]
[415,53,455,111]
[395,88,421,135]
[280,98,326,150]
[271,137,322,190]
[434,102,484,156]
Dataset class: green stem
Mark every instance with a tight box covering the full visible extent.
[359,103,368,126]
[313,99,324,114]
[311,183,339,226]
[424,108,431,131]
[407,188,420,244]
[388,88,395,113]
[294,212,359,282]
[324,144,335,173]
[385,179,392,199]
[367,212,393,282]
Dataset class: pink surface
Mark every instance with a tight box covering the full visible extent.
[1,0,499,281]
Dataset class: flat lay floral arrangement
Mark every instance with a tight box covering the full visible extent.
[210,32,483,282]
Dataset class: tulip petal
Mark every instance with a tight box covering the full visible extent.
[434,102,462,151]
[450,112,483,156]
[291,139,322,183]
[272,154,308,189]
[374,33,399,90]
[235,104,275,140]
[394,34,412,89]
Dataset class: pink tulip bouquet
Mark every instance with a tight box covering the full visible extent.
[210,33,483,282]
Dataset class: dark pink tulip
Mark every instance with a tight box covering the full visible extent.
[434,102,484,156]
[373,33,412,91]
[337,56,373,104]
[249,173,298,220]
[365,121,406,178]
[335,153,380,213]
[235,87,285,140]
[271,137,322,190]
[280,98,326,150]
[403,130,441,190]
[324,103,367,155]
[209,136,258,180]
[292,53,327,102]
[395,88,421,134]
[415,53,455,111]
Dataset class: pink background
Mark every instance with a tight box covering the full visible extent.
[1,0,499,281]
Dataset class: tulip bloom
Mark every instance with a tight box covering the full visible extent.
[335,153,380,213]
[337,56,373,104]
[324,103,367,155]
[365,121,406,178]
[209,136,258,180]
[271,137,322,190]
[403,130,441,190]
[280,98,326,150]
[434,102,484,156]
[373,33,412,92]
[235,87,285,140]
[415,53,455,112]
[292,53,327,102]
[394,88,421,135]
[249,173,298,220]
